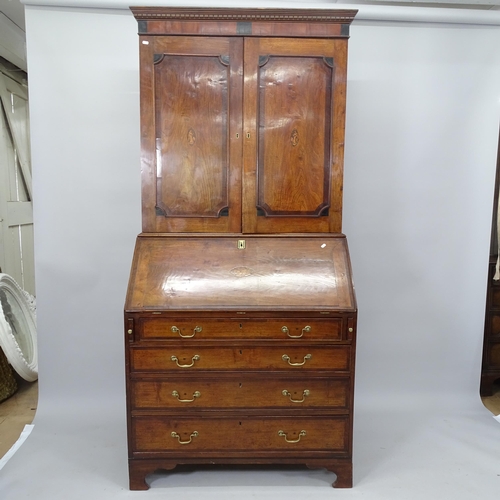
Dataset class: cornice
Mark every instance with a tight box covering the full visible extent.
[129,7,358,24]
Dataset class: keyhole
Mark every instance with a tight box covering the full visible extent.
[239,350,242,355]
[239,382,242,388]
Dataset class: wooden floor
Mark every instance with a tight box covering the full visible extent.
[482,380,500,416]
[0,374,38,460]
[0,376,499,460]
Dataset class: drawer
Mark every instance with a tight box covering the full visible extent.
[491,288,500,309]
[137,317,344,341]
[130,376,350,410]
[130,345,351,372]
[490,315,500,337]
[489,343,500,367]
[131,416,349,454]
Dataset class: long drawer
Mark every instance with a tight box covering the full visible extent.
[136,317,345,341]
[130,345,351,372]
[489,342,500,367]
[130,376,350,410]
[131,416,349,454]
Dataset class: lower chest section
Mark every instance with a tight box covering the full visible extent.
[125,313,356,459]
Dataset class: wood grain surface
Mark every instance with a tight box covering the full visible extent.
[127,6,357,490]
[131,415,349,453]
[125,235,356,311]
[130,376,350,409]
[130,345,351,372]
[139,317,344,341]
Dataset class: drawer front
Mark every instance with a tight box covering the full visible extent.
[489,343,500,367]
[490,315,500,337]
[130,377,350,410]
[132,416,349,453]
[138,318,343,341]
[130,345,350,372]
[491,288,500,309]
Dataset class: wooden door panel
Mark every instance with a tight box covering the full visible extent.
[243,38,348,234]
[257,55,332,217]
[155,54,229,218]
[141,37,243,232]
[0,73,35,294]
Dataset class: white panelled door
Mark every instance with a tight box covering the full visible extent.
[0,71,35,296]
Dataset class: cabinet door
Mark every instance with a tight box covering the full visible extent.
[140,37,243,232]
[242,38,348,234]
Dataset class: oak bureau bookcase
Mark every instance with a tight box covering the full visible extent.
[125,7,358,489]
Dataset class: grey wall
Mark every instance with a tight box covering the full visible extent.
[24,5,500,418]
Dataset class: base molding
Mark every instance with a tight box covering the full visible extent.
[128,457,353,489]
[480,372,500,397]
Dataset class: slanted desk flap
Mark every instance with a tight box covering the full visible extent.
[125,236,356,312]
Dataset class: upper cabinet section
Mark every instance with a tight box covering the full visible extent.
[132,8,357,234]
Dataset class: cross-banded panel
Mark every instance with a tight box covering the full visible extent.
[257,55,333,217]
[154,54,229,218]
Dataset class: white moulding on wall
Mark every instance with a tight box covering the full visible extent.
[0,273,37,382]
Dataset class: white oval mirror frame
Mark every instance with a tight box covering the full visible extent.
[0,274,38,382]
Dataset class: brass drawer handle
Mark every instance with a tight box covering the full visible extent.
[282,354,312,366]
[278,430,306,444]
[171,325,202,338]
[171,354,200,368]
[282,389,310,403]
[171,390,201,403]
[281,325,311,338]
[171,430,198,445]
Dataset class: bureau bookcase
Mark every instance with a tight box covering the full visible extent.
[125,7,358,489]
[481,135,500,396]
